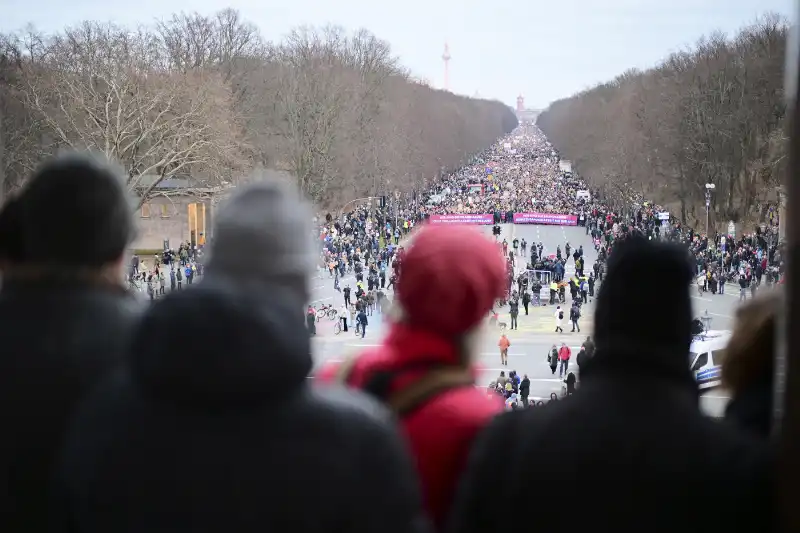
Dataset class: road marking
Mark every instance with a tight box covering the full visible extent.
[706,312,733,318]
[691,296,712,302]
[312,357,343,369]
[345,343,381,347]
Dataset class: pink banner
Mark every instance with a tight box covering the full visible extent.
[513,212,578,226]
[429,213,494,225]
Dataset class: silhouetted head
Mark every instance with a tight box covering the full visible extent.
[16,153,134,282]
[0,196,25,274]
[591,236,694,382]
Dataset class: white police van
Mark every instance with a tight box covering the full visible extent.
[689,330,732,390]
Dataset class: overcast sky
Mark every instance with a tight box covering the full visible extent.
[2,0,794,109]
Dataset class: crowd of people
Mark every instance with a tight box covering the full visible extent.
[313,206,405,335]
[127,244,204,300]
[312,125,782,327]
[0,127,784,533]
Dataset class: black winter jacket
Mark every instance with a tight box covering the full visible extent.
[52,279,427,533]
[448,343,772,533]
[0,278,139,533]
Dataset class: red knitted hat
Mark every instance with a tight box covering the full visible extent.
[397,225,505,336]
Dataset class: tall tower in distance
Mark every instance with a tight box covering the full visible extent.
[442,43,451,91]
[516,94,525,113]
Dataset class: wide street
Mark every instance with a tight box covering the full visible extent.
[308,222,742,417]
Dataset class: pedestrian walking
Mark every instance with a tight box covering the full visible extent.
[548,344,558,375]
[498,333,510,366]
[570,303,581,333]
[558,343,571,378]
[509,298,519,330]
[356,308,368,338]
[554,305,564,333]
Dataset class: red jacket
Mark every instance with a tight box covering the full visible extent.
[316,323,502,530]
[558,345,571,361]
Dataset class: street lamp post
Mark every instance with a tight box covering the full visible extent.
[394,190,400,233]
[705,183,716,236]
[778,185,788,244]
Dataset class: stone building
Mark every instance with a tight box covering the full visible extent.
[131,177,223,251]
[130,169,295,251]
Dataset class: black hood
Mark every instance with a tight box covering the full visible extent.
[580,339,699,399]
[129,278,312,409]
[586,236,697,395]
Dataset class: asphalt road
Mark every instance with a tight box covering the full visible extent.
[308,223,741,417]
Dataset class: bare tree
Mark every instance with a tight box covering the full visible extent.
[538,13,788,227]
[16,21,244,205]
[1,9,518,211]
[0,30,43,198]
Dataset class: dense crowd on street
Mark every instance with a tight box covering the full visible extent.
[0,142,782,533]
[356,125,784,307]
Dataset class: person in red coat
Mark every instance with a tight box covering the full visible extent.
[316,224,506,530]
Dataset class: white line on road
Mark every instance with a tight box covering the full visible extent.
[313,357,342,367]
[344,343,381,347]
[691,296,713,302]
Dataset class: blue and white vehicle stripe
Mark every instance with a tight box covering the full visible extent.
[695,366,721,381]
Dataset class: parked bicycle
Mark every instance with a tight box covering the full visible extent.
[314,303,337,321]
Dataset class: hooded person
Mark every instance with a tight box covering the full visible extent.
[0,195,25,278]
[51,180,428,533]
[0,154,140,533]
[448,235,772,533]
[316,224,507,531]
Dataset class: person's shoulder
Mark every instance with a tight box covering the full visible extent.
[307,385,397,429]
[424,386,503,427]
[463,403,541,456]
[315,349,385,385]
[694,414,773,462]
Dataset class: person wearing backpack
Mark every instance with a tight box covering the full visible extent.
[570,303,581,333]
[316,224,506,531]
[554,305,564,333]
[548,345,558,375]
